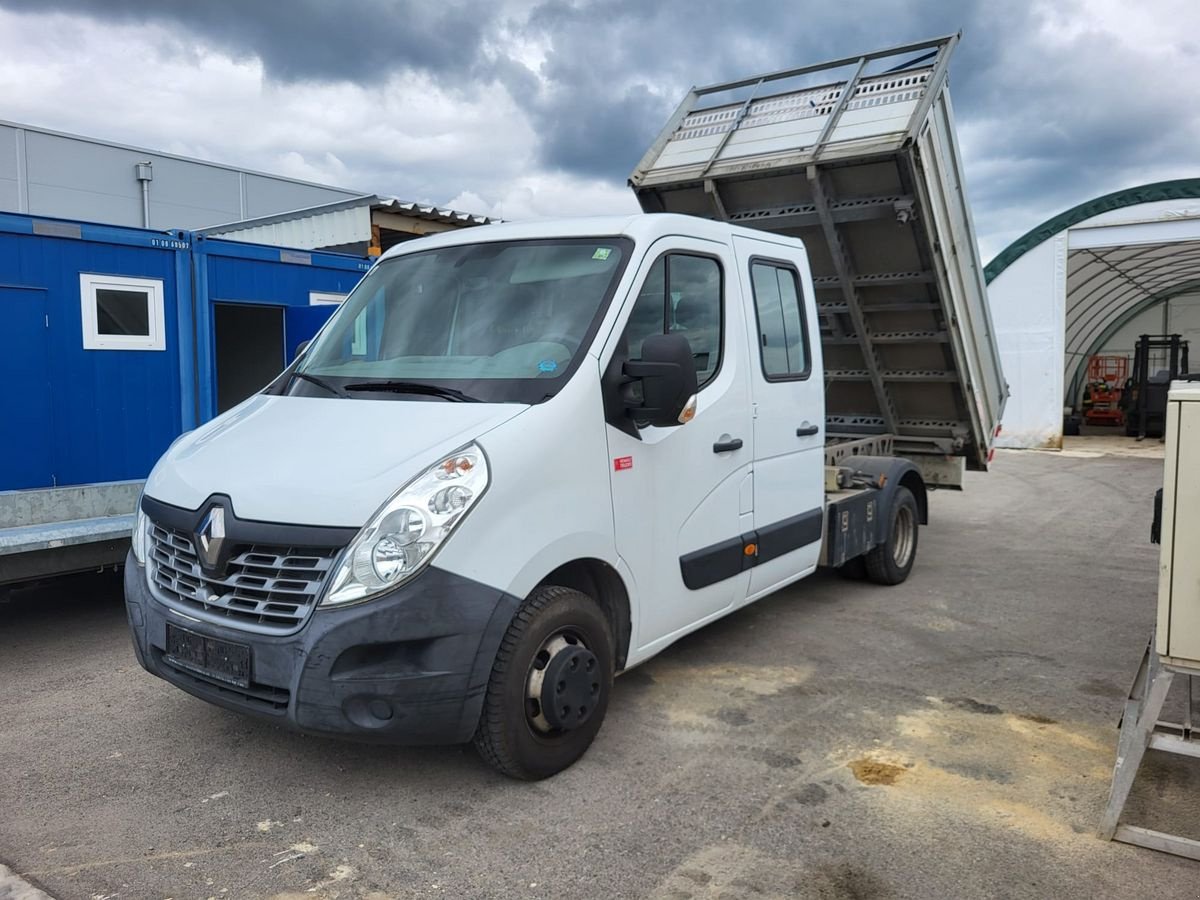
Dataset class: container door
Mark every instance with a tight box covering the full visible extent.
[733,237,825,598]
[285,304,338,364]
[0,286,53,489]
[603,239,754,653]
[213,303,286,414]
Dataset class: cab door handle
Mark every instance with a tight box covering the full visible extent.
[796,425,819,437]
[713,438,744,453]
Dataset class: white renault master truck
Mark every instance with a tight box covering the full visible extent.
[125,214,959,778]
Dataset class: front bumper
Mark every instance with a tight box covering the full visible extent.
[124,552,519,744]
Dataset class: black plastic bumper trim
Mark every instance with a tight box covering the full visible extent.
[141,493,358,550]
[124,552,520,745]
[756,509,824,564]
[679,507,824,590]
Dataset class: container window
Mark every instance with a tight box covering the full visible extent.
[96,289,151,335]
[80,274,165,351]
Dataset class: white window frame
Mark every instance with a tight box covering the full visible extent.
[80,273,166,351]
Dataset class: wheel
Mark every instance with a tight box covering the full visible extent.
[836,556,868,580]
[473,585,613,780]
[864,486,919,585]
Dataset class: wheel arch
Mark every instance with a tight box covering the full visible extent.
[537,558,633,672]
[898,469,928,525]
[842,455,929,526]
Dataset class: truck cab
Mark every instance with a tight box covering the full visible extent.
[124,214,926,778]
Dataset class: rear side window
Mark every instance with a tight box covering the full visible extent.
[750,261,809,379]
[623,253,723,388]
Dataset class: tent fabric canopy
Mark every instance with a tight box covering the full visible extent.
[1064,241,1200,398]
[985,178,1200,408]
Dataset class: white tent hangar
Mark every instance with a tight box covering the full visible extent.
[988,179,1200,448]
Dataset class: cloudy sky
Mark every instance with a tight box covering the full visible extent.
[0,0,1197,260]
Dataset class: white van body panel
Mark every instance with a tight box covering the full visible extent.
[144,393,527,527]
[433,362,624,607]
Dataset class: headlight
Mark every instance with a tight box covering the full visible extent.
[131,505,149,566]
[322,444,489,606]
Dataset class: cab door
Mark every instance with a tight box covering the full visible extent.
[732,236,826,599]
[602,238,754,654]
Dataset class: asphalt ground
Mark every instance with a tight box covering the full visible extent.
[3,445,1199,899]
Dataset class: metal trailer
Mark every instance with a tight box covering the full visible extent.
[629,34,1007,480]
[0,213,370,585]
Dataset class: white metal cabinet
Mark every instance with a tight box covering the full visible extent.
[1156,383,1200,665]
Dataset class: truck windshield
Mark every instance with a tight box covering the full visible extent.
[293,237,632,404]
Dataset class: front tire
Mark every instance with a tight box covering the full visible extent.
[864,486,919,585]
[474,585,614,780]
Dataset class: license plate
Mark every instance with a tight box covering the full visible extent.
[165,623,251,689]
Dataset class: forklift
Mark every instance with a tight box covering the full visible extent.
[1121,334,1189,439]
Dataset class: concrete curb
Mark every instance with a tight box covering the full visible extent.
[0,864,55,900]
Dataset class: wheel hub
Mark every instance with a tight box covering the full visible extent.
[526,634,600,732]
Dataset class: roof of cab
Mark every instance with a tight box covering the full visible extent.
[375,212,805,261]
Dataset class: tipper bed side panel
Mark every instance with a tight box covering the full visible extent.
[629,35,1007,470]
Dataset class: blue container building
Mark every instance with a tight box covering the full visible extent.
[0,211,372,582]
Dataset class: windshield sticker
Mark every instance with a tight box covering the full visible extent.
[538,359,559,373]
[592,247,612,261]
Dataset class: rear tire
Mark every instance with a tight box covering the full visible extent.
[473,585,613,780]
[865,486,919,585]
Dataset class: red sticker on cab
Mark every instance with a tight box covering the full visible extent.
[613,456,633,471]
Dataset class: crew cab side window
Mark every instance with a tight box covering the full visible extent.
[623,253,723,388]
[750,261,810,379]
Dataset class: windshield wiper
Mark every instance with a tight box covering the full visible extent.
[288,370,349,398]
[342,380,481,402]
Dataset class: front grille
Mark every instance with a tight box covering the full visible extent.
[148,521,339,634]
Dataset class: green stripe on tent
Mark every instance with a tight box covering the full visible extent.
[984,178,1200,284]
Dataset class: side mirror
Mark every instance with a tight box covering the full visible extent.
[623,333,698,427]
[295,340,310,358]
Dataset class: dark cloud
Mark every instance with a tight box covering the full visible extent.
[0,0,497,82]
[1,0,1196,252]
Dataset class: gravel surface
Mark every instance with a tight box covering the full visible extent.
[2,446,1197,899]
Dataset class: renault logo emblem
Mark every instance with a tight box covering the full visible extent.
[196,505,227,571]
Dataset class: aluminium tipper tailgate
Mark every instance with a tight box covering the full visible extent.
[630,34,1007,470]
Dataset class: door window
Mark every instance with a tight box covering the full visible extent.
[624,253,723,388]
[750,262,809,379]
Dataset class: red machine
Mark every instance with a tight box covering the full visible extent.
[1082,355,1129,426]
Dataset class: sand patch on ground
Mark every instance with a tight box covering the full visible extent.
[837,696,1114,847]
[640,660,815,732]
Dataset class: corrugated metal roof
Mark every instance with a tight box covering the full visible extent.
[372,196,499,227]
[198,194,498,250]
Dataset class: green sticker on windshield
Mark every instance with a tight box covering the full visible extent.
[592,247,612,260]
